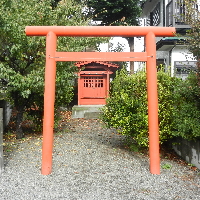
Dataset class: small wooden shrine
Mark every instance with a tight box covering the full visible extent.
[75,61,119,105]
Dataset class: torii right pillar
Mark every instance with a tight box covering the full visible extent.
[146,32,160,174]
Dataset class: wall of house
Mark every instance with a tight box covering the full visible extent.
[142,0,158,17]
[156,51,169,63]
[141,0,165,27]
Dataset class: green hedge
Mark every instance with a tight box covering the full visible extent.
[101,69,200,147]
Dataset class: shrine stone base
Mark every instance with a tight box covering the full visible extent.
[72,105,104,119]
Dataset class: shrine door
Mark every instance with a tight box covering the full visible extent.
[80,75,107,105]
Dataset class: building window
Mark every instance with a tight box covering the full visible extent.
[150,2,160,26]
[174,61,197,80]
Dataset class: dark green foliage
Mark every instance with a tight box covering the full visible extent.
[0,0,105,138]
[172,73,200,140]
[101,69,200,147]
[85,0,142,26]
[84,0,143,73]
[157,71,180,142]
[101,69,149,146]
[182,0,200,59]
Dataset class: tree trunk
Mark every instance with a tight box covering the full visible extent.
[16,104,24,139]
[11,91,25,139]
[126,37,135,74]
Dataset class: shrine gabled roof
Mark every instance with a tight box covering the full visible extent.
[75,61,119,68]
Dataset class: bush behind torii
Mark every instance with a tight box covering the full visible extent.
[101,68,200,147]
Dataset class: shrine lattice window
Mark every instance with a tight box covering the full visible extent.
[83,76,104,88]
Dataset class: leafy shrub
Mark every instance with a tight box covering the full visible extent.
[101,68,200,147]
[172,73,200,140]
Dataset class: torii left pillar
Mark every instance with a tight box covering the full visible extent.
[26,26,175,175]
[42,31,57,174]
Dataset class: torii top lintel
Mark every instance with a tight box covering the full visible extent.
[25,26,175,37]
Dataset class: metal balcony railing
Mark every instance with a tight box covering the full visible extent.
[166,0,190,28]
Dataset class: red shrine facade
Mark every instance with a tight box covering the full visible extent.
[75,61,119,105]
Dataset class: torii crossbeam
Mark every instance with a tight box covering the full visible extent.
[26,26,175,175]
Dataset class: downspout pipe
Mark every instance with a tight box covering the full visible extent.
[169,41,177,76]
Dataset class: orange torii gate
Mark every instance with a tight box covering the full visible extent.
[25,26,175,175]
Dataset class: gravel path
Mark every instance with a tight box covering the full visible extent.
[1,118,200,200]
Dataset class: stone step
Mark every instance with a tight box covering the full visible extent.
[72,105,104,119]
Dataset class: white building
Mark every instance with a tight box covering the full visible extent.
[100,0,198,77]
[141,0,197,79]
[99,37,145,72]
